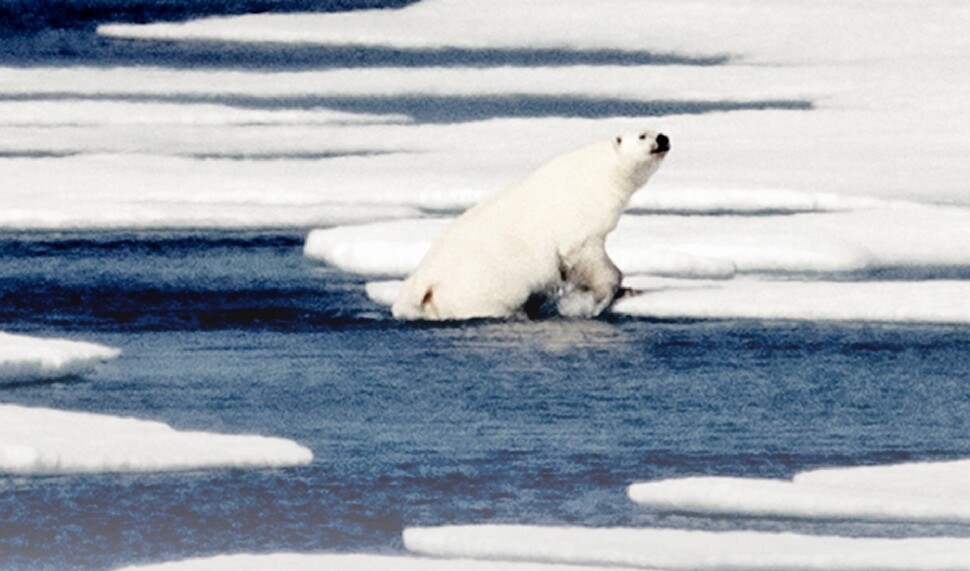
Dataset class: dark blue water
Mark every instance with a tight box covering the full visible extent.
[2,230,970,570]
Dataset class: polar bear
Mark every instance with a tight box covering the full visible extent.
[392,129,670,321]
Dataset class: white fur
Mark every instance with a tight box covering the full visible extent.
[392,129,668,320]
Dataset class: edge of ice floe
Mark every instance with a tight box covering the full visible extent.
[403,524,970,570]
[115,553,641,571]
[628,459,970,523]
[0,332,121,384]
[0,404,313,475]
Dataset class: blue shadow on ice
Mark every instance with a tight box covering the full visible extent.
[0,32,729,69]
[0,91,813,124]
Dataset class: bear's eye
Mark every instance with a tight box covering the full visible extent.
[615,136,622,145]
[638,133,647,140]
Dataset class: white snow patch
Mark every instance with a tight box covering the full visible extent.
[365,280,403,307]
[615,279,970,325]
[629,459,970,523]
[796,460,970,500]
[627,187,885,215]
[404,524,970,571]
[0,65,816,103]
[117,553,637,571]
[0,332,120,384]
[0,404,312,475]
[304,220,448,276]
[610,204,970,276]
[76,0,970,207]
[0,154,429,230]
[0,101,402,127]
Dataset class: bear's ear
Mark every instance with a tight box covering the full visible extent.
[613,135,622,153]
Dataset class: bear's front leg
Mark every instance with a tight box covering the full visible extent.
[558,239,623,317]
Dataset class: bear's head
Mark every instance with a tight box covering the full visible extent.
[612,129,670,189]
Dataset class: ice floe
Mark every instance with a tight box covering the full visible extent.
[362,278,970,325]
[91,0,970,205]
[304,219,447,277]
[307,197,970,324]
[0,404,312,475]
[616,278,970,325]
[306,200,970,277]
[0,154,427,230]
[0,101,401,127]
[0,332,120,384]
[628,459,970,523]
[403,524,970,571]
[97,0,970,66]
[117,553,634,571]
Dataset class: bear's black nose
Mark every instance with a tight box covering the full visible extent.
[655,133,670,153]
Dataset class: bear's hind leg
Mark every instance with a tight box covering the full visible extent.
[557,241,622,318]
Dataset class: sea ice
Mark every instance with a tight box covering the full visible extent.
[96,0,970,66]
[615,279,970,325]
[366,277,970,325]
[304,219,448,276]
[116,553,636,571]
[306,201,970,324]
[628,459,970,522]
[307,201,970,279]
[92,0,970,206]
[306,196,970,323]
[0,332,120,384]
[0,404,312,475]
[404,524,970,570]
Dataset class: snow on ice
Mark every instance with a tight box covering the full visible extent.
[1,0,968,230]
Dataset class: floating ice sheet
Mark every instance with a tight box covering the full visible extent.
[0,332,120,384]
[331,200,970,323]
[616,279,970,325]
[117,553,636,571]
[83,0,970,208]
[0,154,428,230]
[628,459,970,523]
[0,404,312,475]
[305,219,447,276]
[97,0,970,66]
[364,278,970,325]
[306,202,970,279]
[404,524,970,570]
[0,101,402,127]
[2,0,969,231]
